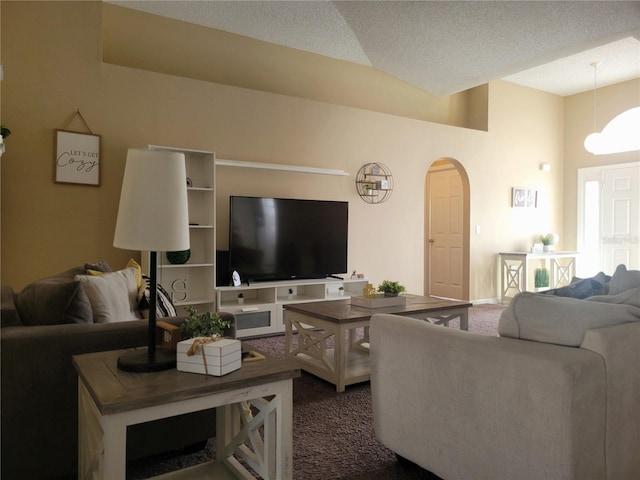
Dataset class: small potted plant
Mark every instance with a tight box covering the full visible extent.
[338,286,345,296]
[534,268,550,291]
[180,305,235,339]
[378,280,406,297]
[541,233,559,252]
[288,288,294,300]
[237,293,244,305]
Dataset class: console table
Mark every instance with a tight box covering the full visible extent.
[73,348,300,479]
[500,251,578,303]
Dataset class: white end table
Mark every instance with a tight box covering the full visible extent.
[73,348,299,479]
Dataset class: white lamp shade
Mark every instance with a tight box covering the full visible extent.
[114,148,190,252]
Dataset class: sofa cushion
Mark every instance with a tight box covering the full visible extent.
[75,267,139,323]
[498,291,640,347]
[1,287,22,327]
[587,285,640,307]
[608,264,640,295]
[15,268,93,326]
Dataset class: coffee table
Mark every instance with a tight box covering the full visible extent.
[73,346,300,479]
[284,295,471,392]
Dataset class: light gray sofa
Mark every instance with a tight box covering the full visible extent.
[370,267,640,480]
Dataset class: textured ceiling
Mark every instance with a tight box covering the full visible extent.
[107,0,640,97]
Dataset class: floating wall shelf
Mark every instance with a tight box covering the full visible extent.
[216,158,349,177]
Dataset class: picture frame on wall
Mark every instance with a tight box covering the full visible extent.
[54,129,101,186]
[512,187,537,208]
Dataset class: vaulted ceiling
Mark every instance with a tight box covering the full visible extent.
[108,1,640,97]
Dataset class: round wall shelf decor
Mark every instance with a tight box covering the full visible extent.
[355,162,394,204]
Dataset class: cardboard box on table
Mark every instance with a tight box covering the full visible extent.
[177,337,242,376]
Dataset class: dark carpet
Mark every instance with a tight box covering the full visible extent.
[128,304,505,479]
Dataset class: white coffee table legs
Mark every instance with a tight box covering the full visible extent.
[285,311,370,393]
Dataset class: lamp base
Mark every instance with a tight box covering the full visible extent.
[117,347,176,372]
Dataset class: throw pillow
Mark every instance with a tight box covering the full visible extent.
[498,291,640,347]
[15,274,93,326]
[541,271,611,298]
[75,267,139,323]
[83,260,112,273]
[137,274,177,319]
[608,264,640,295]
[126,258,143,290]
[86,258,143,291]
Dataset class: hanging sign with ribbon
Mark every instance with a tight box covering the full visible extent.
[54,110,101,186]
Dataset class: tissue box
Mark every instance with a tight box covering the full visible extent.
[177,338,242,376]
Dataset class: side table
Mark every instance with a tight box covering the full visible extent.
[500,251,578,303]
[73,348,300,479]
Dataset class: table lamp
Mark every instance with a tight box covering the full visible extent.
[114,148,190,372]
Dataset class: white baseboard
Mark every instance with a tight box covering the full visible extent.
[471,298,501,305]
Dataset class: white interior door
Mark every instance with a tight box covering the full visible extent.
[428,166,463,299]
[578,162,640,276]
[602,164,640,272]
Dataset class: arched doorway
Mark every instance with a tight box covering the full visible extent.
[424,158,470,300]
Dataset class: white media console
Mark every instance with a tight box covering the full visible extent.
[216,277,369,338]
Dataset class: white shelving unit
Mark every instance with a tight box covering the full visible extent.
[142,145,216,315]
[216,277,369,338]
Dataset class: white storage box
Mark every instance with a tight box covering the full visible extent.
[177,337,242,376]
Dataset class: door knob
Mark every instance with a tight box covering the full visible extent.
[428,239,435,244]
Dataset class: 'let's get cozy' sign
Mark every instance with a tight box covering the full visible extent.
[55,130,101,186]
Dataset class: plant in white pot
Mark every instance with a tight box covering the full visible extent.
[541,233,559,252]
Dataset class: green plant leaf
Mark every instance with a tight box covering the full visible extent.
[377,280,406,294]
[180,305,233,339]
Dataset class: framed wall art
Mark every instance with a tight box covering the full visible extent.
[512,187,537,208]
[54,129,101,186]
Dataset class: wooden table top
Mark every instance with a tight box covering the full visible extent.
[73,346,300,416]
[283,294,472,324]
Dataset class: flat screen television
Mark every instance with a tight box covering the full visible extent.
[229,196,348,282]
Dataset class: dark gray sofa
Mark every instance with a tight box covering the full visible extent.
[1,275,231,479]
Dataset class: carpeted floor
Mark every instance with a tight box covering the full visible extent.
[128,304,505,479]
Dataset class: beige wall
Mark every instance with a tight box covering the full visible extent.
[563,78,640,250]
[102,3,488,131]
[2,1,566,302]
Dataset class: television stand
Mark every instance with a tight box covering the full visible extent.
[216,277,369,338]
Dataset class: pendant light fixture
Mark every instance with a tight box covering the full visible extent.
[584,62,602,154]
[584,62,640,155]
